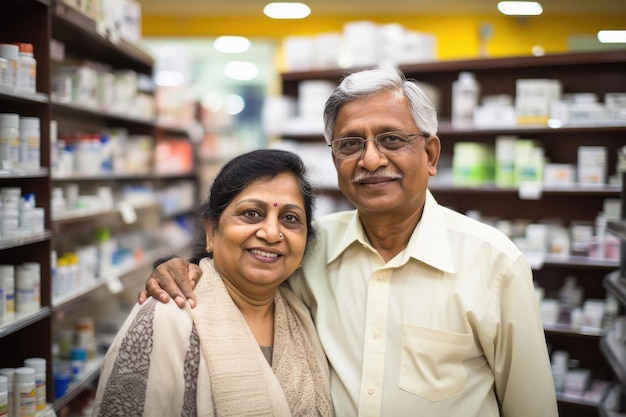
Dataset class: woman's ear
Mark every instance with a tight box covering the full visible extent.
[204,220,215,250]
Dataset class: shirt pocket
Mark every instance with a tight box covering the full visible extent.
[399,324,473,401]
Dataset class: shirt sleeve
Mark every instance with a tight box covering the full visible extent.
[493,254,559,417]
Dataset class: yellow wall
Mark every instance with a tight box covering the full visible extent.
[142,13,625,60]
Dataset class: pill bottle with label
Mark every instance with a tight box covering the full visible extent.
[0,44,19,88]
[0,369,13,417]
[0,375,7,417]
[13,367,35,417]
[0,113,20,170]
[13,43,36,93]
[0,265,15,321]
[22,359,45,412]
[18,117,40,170]
[0,57,8,87]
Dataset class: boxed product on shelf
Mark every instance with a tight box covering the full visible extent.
[578,146,608,186]
[515,78,562,126]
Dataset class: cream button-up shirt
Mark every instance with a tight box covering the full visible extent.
[289,190,558,417]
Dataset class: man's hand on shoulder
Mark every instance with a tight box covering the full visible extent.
[138,258,201,308]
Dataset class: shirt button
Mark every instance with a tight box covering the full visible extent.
[372,330,380,339]
[377,274,383,281]
[368,387,375,395]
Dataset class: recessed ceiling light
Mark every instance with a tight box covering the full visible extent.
[597,30,626,43]
[213,36,251,53]
[223,61,258,81]
[497,1,543,16]
[264,2,311,19]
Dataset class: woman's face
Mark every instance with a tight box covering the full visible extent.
[205,172,308,296]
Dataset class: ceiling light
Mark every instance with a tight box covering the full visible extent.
[223,61,258,81]
[497,1,543,16]
[263,2,311,19]
[597,30,626,43]
[213,36,251,53]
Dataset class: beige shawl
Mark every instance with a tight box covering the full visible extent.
[191,258,334,416]
[93,258,333,417]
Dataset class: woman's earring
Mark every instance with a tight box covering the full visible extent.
[206,244,213,254]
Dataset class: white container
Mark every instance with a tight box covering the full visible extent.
[0,369,14,417]
[22,359,45,412]
[51,187,66,219]
[15,265,37,313]
[0,375,7,417]
[452,71,480,129]
[0,57,8,87]
[13,367,35,417]
[14,43,36,93]
[0,44,19,88]
[0,266,15,321]
[1,187,20,238]
[0,113,20,170]
[18,117,40,170]
[18,193,35,235]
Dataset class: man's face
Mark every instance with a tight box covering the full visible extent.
[331,90,440,217]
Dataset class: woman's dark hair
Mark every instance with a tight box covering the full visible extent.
[188,148,316,264]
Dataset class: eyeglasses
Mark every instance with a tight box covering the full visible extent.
[329,131,429,160]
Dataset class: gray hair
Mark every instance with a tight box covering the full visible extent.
[322,67,438,144]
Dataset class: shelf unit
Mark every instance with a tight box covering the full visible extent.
[600,172,626,416]
[1,0,198,414]
[0,0,54,405]
[279,49,626,417]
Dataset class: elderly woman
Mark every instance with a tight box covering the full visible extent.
[92,149,334,417]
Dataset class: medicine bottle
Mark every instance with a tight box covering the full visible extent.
[0,57,8,87]
[0,369,14,417]
[18,117,40,170]
[0,375,7,417]
[15,264,36,313]
[452,71,480,129]
[0,113,20,170]
[0,266,15,321]
[13,367,35,417]
[0,44,19,88]
[13,43,36,93]
[22,359,45,412]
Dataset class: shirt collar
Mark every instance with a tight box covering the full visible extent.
[326,190,456,274]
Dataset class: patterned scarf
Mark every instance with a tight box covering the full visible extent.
[192,258,334,416]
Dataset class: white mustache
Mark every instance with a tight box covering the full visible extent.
[352,171,402,183]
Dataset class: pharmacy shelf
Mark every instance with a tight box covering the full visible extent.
[53,355,104,411]
[51,0,153,73]
[0,231,51,251]
[599,385,626,417]
[0,308,51,339]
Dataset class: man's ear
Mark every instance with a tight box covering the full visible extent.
[425,135,441,176]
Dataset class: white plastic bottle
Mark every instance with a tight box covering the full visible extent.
[22,359,45,412]
[451,71,480,129]
[15,264,36,313]
[13,367,35,417]
[0,375,8,417]
[0,114,20,170]
[0,44,19,89]
[0,369,13,417]
[0,266,15,321]
[18,117,40,170]
[14,43,36,93]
